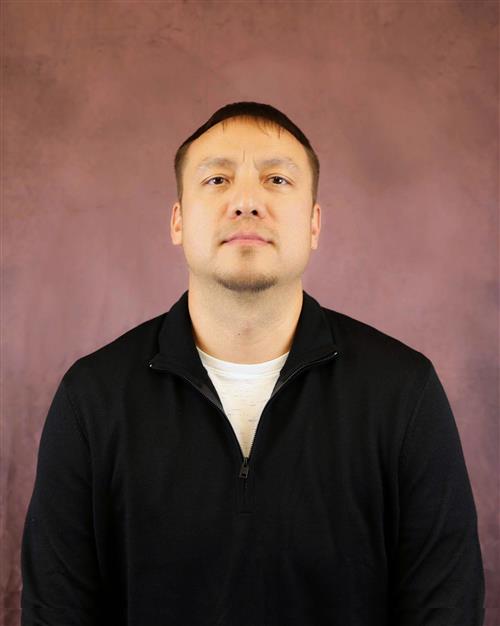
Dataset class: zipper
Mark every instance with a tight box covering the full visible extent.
[236,351,339,478]
[149,361,249,465]
[148,349,339,482]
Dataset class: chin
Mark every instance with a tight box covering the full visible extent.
[214,274,280,293]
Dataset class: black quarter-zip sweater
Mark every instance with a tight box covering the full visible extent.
[21,289,485,626]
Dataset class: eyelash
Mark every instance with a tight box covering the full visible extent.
[205,175,290,186]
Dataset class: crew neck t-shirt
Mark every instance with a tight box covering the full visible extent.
[195,346,290,458]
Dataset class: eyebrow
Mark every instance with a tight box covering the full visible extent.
[195,156,301,174]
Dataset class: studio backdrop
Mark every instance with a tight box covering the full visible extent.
[2,2,498,625]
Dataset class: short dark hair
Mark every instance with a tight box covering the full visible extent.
[174,101,320,207]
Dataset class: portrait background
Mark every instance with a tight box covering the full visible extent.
[2,2,498,625]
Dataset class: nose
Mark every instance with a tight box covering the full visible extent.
[227,178,266,218]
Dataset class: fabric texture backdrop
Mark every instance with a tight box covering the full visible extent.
[2,2,498,625]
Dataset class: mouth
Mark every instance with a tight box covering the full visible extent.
[224,237,269,246]
[223,233,271,245]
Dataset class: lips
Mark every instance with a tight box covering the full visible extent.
[224,233,268,243]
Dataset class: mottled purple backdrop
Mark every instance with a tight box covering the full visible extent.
[2,2,498,625]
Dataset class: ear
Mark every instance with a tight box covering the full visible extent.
[171,201,183,246]
[310,203,321,250]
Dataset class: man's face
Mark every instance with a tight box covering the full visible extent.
[170,117,321,295]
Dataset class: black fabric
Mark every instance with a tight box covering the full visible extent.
[20,289,485,625]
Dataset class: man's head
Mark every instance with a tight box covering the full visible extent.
[170,101,322,296]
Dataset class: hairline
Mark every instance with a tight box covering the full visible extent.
[179,115,316,204]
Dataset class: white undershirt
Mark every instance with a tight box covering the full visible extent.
[196,346,290,458]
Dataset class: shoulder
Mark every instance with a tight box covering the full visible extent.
[62,310,167,391]
[321,303,432,387]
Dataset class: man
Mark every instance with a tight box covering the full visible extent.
[21,101,485,625]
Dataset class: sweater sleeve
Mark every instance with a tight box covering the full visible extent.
[389,362,486,626]
[20,376,105,626]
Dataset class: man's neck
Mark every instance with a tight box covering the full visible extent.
[187,281,303,364]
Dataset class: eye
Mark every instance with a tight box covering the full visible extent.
[269,175,289,186]
[206,176,227,185]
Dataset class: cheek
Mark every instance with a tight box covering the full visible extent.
[184,209,211,236]
[184,215,218,254]
[285,221,312,249]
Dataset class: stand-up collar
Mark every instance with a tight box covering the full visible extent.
[149,289,339,387]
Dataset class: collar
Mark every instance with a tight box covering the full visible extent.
[148,289,340,411]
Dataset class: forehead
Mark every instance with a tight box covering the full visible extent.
[186,118,309,171]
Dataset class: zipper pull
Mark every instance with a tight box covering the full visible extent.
[239,456,250,479]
